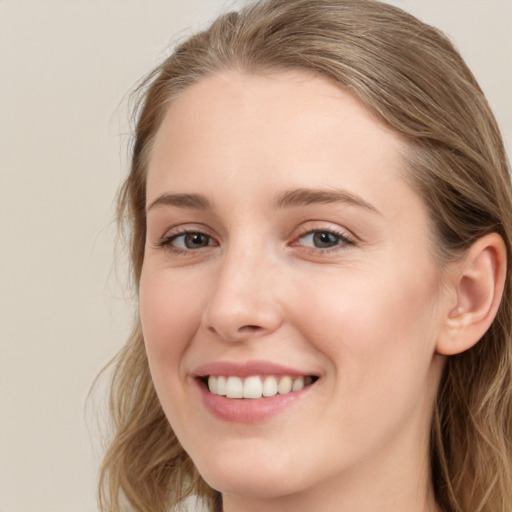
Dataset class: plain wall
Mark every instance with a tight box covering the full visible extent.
[0,1,510,511]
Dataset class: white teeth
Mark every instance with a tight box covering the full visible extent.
[277,376,293,394]
[292,376,305,391]
[243,376,263,399]
[208,376,217,394]
[262,376,278,397]
[226,376,243,398]
[217,376,227,396]
[207,375,313,399]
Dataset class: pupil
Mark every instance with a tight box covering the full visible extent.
[185,233,208,248]
[313,231,339,248]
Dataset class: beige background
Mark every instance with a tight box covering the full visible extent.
[0,1,510,511]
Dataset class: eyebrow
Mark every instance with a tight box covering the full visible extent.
[274,187,380,214]
[146,187,380,215]
[146,193,212,212]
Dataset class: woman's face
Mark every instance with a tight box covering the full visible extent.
[140,71,449,507]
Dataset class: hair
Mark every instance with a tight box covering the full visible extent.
[98,1,512,511]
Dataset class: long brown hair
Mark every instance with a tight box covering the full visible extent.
[98,1,512,511]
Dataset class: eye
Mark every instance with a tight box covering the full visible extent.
[301,231,341,248]
[175,232,212,249]
[158,230,216,251]
[294,228,354,251]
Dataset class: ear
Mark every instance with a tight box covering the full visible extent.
[436,233,507,356]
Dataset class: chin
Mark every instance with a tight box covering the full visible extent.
[190,446,310,499]
[202,469,302,499]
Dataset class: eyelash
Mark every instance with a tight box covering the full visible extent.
[292,227,355,254]
[156,226,355,256]
[156,227,216,256]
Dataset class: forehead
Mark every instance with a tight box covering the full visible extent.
[146,69,410,213]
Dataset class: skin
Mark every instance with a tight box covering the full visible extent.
[139,70,453,512]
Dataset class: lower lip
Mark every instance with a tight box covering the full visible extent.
[195,379,311,423]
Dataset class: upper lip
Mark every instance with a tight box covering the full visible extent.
[192,360,317,378]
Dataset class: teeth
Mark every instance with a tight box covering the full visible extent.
[277,376,292,394]
[207,375,313,399]
[208,376,217,394]
[226,376,243,398]
[243,376,263,399]
[262,376,278,397]
[217,376,227,395]
[292,376,305,391]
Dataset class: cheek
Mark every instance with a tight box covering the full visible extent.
[286,265,443,464]
[139,267,206,380]
[290,259,442,395]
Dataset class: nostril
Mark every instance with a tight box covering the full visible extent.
[207,324,262,336]
[238,325,263,332]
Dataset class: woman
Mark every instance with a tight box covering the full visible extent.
[98,0,512,511]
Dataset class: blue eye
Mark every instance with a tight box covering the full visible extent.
[296,229,355,252]
[300,230,342,248]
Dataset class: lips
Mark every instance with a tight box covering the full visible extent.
[193,360,315,378]
[192,360,319,422]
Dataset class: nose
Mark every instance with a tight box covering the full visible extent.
[201,246,283,343]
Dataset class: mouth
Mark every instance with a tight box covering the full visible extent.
[193,362,320,422]
[198,374,319,399]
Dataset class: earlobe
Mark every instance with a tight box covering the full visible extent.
[437,233,507,356]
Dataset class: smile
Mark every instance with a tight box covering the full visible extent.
[193,361,320,422]
[206,375,316,399]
